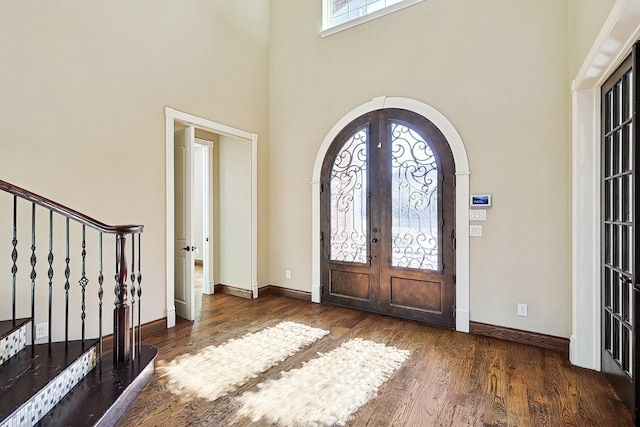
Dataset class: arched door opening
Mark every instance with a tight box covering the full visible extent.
[311,96,470,332]
[320,109,456,327]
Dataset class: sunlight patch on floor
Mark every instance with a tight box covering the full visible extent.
[236,338,410,426]
[157,321,329,402]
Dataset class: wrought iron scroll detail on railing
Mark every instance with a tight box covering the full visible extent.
[0,179,143,366]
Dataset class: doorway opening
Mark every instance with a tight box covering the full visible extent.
[193,137,212,299]
[165,107,258,327]
[570,0,640,374]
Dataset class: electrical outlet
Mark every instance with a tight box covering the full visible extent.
[285,270,291,280]
[517,303,528,317]
[36,322,48,339]
[469,225,483,237]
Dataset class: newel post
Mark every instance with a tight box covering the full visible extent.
[114,233,130,365]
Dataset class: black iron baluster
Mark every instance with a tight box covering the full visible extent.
[30,203,36,347]
[48,211,54,348]
[11,196,17,324]
[137,233,142,352]
[0,179,145,369]
[80,225,88,345]
[130,233,136,360]
[98,232,104,366]
[114,234,130,365]
[64,217,70,345]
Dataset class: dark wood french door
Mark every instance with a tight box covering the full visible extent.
[601,43,639,420]
[320,109,456,327]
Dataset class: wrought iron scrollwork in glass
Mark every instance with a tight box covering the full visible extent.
[390,122,439,270]
[330,127,368,264]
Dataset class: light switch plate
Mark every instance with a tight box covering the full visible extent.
[469,225,483,237]
[469,210,487,221]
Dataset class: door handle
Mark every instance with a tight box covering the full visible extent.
[182,246,196,252]
[618,275,639,291]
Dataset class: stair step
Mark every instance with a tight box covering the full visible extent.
[37,345,158,427]
[0,319,30,366]
[0,341,97,427]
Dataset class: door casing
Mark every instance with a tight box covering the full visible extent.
[164,107,259,328]
[571,0,640,372]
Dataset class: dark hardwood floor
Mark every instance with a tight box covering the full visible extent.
[116,293,632,426]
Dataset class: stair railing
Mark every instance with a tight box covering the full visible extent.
[0,179,143,366]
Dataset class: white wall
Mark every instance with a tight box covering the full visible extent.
[270,0,573,338]
[0,0,623,344]
[0,0,269,336]
[569,0,618,78]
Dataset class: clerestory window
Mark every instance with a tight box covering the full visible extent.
[321,0,425,37]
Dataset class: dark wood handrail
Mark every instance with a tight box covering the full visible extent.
[0,179,143,234]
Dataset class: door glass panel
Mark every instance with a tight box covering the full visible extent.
[614,81,622,129]
[390,122,438,270]
[605,308,612,352]
[605,91,613,134]
[329,127,368,263]
[624,326,632,376]
[614,132,621,176]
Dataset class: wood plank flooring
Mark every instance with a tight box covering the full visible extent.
[116,293,632,426]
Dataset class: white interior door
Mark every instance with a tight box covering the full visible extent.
[174,126,195,320]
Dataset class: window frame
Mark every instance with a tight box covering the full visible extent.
[321,0,425,38]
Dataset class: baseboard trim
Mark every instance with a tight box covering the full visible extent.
[214,284,253,299]
[198,287,568,354]
[101,317,167,353]
[211,284,311,301]
[469,321,569,354]
[264,285,312,301]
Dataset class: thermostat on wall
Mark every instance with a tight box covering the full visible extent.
[470,194,491,208]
